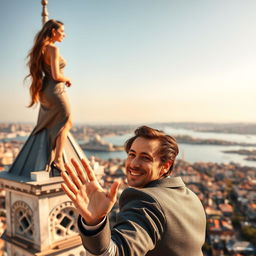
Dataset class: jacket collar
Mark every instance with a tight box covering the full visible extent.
[145,176,185,188]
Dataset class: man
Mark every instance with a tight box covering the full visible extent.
[62,126,206,256]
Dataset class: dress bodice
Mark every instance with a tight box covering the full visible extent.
[42,56,66,79]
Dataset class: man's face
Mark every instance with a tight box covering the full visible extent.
[125,137,165,188]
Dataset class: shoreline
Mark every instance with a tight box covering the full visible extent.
[222,149,256,162]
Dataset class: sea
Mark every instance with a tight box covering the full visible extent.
[84,126,256,167]
[3,126,255,167]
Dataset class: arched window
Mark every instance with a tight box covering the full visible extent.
[49,201,78,241]
[11,201,34,241]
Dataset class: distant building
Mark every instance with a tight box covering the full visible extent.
[219,203,233,217]
[226,240,255,255]
[81,134,115,151]
[81,134,123,152]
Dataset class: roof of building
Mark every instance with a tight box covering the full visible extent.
[0,131,88,182]
[219,203,233,213]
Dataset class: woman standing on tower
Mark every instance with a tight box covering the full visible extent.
[24,19,72,174]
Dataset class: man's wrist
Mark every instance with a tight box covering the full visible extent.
[81,216,106,231]
[84,216,106,226]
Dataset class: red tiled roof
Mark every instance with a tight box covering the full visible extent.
[219,203,233,213]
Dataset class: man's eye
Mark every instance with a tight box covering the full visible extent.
[128,153,135,158]
[141,156,151,161]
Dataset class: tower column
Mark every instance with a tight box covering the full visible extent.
[41,0,49,25]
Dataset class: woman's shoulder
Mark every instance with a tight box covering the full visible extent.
[44,44,59,55]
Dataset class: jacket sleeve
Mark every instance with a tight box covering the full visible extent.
[78,187,166,256]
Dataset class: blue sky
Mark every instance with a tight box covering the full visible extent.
[1,0,255,124]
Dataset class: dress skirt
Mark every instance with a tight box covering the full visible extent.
[8,76,86,179]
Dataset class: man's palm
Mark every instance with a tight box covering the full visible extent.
[61,158,120,226]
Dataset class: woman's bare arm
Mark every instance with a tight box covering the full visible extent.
[47,45,71,85]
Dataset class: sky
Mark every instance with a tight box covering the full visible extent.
[0,0,256,125]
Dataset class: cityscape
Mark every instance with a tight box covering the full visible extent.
[1,1,256,255]
[0,122,255,255]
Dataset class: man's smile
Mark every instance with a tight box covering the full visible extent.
[128,168,145,177]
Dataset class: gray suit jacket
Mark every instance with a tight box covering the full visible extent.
[78,177,206,256]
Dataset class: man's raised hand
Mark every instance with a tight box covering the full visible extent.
[61,158,120,225]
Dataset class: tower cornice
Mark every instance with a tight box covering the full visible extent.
[0,172,64,196]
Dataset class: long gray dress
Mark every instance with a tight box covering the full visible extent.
[34,57,71,152]
[8,57,83,179]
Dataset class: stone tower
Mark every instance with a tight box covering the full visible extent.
[0,133,87,256]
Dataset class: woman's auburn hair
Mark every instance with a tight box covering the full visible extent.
[25,19,63,107]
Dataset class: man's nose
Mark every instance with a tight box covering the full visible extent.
[130,157,140,168]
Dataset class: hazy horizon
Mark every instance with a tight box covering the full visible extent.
[1,0,255,124]
[1,120,256,126]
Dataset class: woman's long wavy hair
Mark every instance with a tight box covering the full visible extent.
[25,19,63,107]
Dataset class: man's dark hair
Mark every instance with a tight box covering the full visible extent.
[125,126,179,175]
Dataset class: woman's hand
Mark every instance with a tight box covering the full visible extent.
[61,158,120,225]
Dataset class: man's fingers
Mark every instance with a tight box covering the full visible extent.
[61,183,76,202]
[71,158,87,184]
[65,160,83,189]
[108,180,121,202]
[81,158,96,182]
[61,170,79,195]
[61,184,90,220]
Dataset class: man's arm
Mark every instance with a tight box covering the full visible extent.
[78,187,166,256]
[78,216,117,255]
[62,158,165,256]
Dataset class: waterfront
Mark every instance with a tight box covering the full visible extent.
[85,127,256,167]
[1,125,255,167]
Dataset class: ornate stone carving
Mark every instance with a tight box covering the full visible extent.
[11,201,34,241]
[49,201,78,241]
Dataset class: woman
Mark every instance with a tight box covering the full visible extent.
[26,19,72,174]
[9,19,72,177]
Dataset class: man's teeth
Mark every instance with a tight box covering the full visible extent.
[130,171,142,176]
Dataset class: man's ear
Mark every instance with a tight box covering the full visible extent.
[160,160,173,176]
